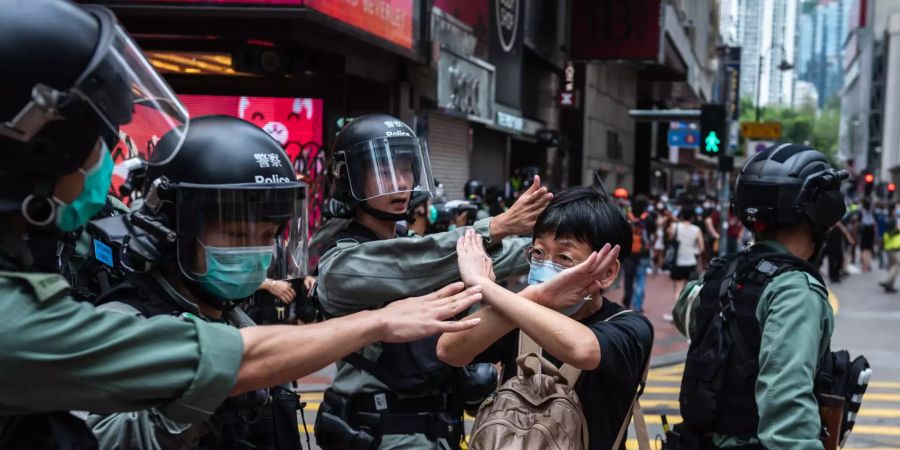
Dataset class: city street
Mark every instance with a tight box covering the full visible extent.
[294,266,900,449]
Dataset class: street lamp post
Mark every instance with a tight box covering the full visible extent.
[755,44,794,122]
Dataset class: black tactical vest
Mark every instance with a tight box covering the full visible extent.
[679,244,824,438]
[97,275,302,450]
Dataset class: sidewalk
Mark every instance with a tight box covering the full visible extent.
[605,268,690,365]
[297,268,689,390]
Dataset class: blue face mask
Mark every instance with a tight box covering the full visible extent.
[196,243,275,300]
[53,146,114,232]
[527,260,590,316]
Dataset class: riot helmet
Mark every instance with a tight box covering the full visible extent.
[464,180,486,203]
[732,143,847,245]
[329,114,435,221]
[145,116,307,306]
[0,0,189,227]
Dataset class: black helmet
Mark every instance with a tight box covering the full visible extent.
[1,0,189,216]
[464,180,486,202]
[328,113,435,221]
[144,116,307,306]
[732,144,848,234]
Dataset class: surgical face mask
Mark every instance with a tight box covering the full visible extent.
[53,146,114,232]
[196,243,275,300]
[695,207,704,215]
[527,260,590,316]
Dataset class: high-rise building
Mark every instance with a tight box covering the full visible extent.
[796,0,851,108]
[738,0,797,109]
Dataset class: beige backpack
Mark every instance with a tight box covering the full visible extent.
[469,311,650,450]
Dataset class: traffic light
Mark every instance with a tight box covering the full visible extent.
[889,182,896,200]
[865,173,875,196]
[700,104,727,156]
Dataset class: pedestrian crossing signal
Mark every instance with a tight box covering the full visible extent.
[704,131,721,153]
[700,104,727,156]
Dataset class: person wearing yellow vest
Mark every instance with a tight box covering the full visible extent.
[879,219,900,293]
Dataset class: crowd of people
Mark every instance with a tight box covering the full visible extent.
[0,2,868,450]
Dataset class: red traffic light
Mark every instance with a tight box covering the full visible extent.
[890,183,897,193]
[865,173,875,184]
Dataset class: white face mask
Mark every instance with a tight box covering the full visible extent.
[527,260,591,316]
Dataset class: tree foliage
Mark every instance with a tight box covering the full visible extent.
[737,95,840,164]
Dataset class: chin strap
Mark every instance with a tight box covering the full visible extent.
[810,228,829,266]
[358,200,412,222]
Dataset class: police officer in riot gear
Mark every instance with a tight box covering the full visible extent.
[314,114,550,449]
[464,179,491,221]
[0,3,485,448]
[87,115,309,449]
[670,144,849,449]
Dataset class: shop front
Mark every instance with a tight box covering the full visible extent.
[81,0,426,233]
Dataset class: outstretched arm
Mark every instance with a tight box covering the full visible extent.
[233,282,482,395]
[438,230,620,369]
[317,177,552,316]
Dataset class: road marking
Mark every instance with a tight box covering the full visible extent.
[860,393,900,402]
[828,289,839,314]
[647,374,683,383]
[644,386,681,394]
[640,399,680,408]
[850,425,900,437]
[871,381,900,389]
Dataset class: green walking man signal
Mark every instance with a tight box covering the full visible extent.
[700,104,727,156]
[705,131,721,153]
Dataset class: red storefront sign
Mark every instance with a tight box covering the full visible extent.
[97,0,415,50]
[570,0,662,60]
[305,0,414,49]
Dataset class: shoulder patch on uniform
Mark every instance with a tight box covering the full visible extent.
[0,270,69,302]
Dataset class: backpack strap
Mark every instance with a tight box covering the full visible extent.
[517,309,634,385]
[613,349,652,450]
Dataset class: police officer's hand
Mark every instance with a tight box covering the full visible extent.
[261,279,297,304]
[530,244,621,311]
[303,275,317,292]
[457,228,496,286]
[491,175,553,239]
[379,282,483,343]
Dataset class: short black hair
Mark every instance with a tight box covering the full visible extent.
[679,204,697,221]
[533,187,633,259]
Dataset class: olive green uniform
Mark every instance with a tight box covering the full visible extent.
[316,217,529,449]
[673,241,834,450]
[0,228,243,441]
[86,271,265,450]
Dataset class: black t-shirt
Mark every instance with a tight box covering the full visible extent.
[474,300,654,450]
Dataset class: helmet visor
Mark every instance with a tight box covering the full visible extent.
[0,22,189,162]
[80,23,189,166]
[175,183,308,286]
[343,136,435,201]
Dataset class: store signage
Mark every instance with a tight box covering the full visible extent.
[559,61,579,108]
[438,48,494,123]
[495,0,519,52]
[305,0,414,49]
[740,121,782,140]
[570,0,662,60]
[96,0,415,50]
[490,0,524,109]
[496,111,524,132]
[724,47,741,121]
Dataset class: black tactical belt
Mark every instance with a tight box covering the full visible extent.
[349,411,459,440]
[349,392,451,414]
